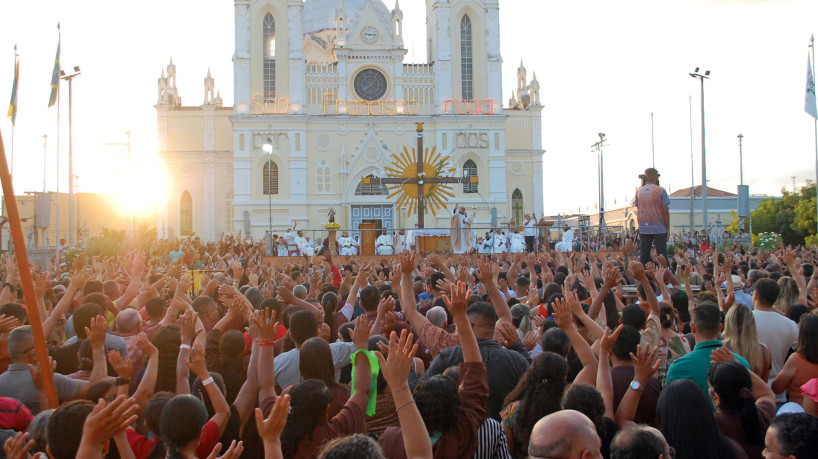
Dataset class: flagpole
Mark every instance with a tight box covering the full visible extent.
[55,25,61,269]
[812,34,818,237]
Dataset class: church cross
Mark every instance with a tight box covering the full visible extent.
[362,123,478,229]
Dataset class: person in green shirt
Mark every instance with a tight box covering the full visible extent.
[665,302,749,410]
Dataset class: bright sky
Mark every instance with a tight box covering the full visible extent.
[1,0,817,218]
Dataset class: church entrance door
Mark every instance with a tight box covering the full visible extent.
[351,205,393,236]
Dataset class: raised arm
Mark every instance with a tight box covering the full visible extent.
[474,258,512,324]
[377,330,433,459]
[43,268,94,338]
[131,333,159,408]
[614,344,660,429]
[349,314,375,414]
[629,261,659,316]
[254,309,278,404]
[553,294,597,386]
[443,281,480,363]
[597,326,623,420]
[186,342,232,436]
[589,266,621,321]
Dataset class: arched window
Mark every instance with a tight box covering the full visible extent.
[462,159,478,193]
[316,160,331,193]
[460,15,473,100]
[180,191,193,236]
[355,174,388,196]
[263,160,279,195]
[512,189,523,226]
[225,190,234,232]
[263,13,276,102]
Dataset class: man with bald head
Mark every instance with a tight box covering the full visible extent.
[610,425,673,459]
[115,309,146,368]
[528,410,602,459]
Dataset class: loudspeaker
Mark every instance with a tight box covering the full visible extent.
[737,185,750,218]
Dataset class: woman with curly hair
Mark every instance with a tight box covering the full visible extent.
[500,352,568,457]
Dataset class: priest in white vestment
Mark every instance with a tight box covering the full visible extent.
[494,232,507,253]
[338,231,356,256]
[555,225,574,252]
[450,205,473,254]
[376,232,395,255]
[509,230,526,253]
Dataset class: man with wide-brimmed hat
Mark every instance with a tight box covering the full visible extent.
[635,167,670,264]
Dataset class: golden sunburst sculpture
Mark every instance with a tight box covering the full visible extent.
[383,145,457,217]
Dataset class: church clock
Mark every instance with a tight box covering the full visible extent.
[361,26,378,43]
[353,68,388,101]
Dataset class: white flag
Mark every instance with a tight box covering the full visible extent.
[807,54,818,119]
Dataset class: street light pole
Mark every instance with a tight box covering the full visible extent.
[689,68,710,234]
[738,134,745,231]
[591,132,607,230]
[60,66,80,247]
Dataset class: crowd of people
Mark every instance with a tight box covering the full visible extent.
[0,233,817,458]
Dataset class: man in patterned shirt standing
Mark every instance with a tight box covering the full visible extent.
[635,168,670,265]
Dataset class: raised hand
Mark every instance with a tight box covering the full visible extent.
[630,344,660,385]
[80,396,140,451]
[252,309,277,341]
[254,394,290,450]
[352,314,373,351]
[710,345,738,364]
[135,332,157,357]
[628,261,647,282]
[86,315,107,349]
[376,330,418,389]
[3,431,38,459]
[185,343,209,379]
[495,321,519,348]
[0,314,19,334]
[552,297,574,330]
[206,440,245,459]
[599,325,623,355]
[107,350,133,379]
[442,281,471,317]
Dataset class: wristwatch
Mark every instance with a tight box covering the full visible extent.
[115,377,131,386]
[629,380,643,391]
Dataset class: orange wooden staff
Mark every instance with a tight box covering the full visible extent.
[0,128,59,408]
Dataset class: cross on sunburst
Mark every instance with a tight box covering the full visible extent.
[362,123,479,228]
[384,145,457,217]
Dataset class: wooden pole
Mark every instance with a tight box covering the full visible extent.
[416,122,425,229]
[0,128,59,408]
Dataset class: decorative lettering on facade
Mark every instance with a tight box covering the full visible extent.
[454,132,489,149]
[252,93,290,114]
[443,98,496,115]
[322,93,419,116]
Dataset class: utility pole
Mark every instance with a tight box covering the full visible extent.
[60,66,81,247]
[689,68,710,234]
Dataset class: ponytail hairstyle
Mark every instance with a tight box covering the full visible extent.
[159,395,208,459]
[281,379,332,458]
[659,303,677,329]
[502,352,569,454]
[707,361,765,447]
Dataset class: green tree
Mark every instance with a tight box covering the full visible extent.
[729,182,817,247]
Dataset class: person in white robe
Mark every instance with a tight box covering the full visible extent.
[276,235,288,256]
[494,232,507,253]
[338,231,355,256]
[509,230,526,253]
[450,205,473,254]
[555,225,574,252]
[376,233,395,255]
[296,231,314,256]
[283,226,300,256]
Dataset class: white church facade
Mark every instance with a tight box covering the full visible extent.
[156,0,544,241]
